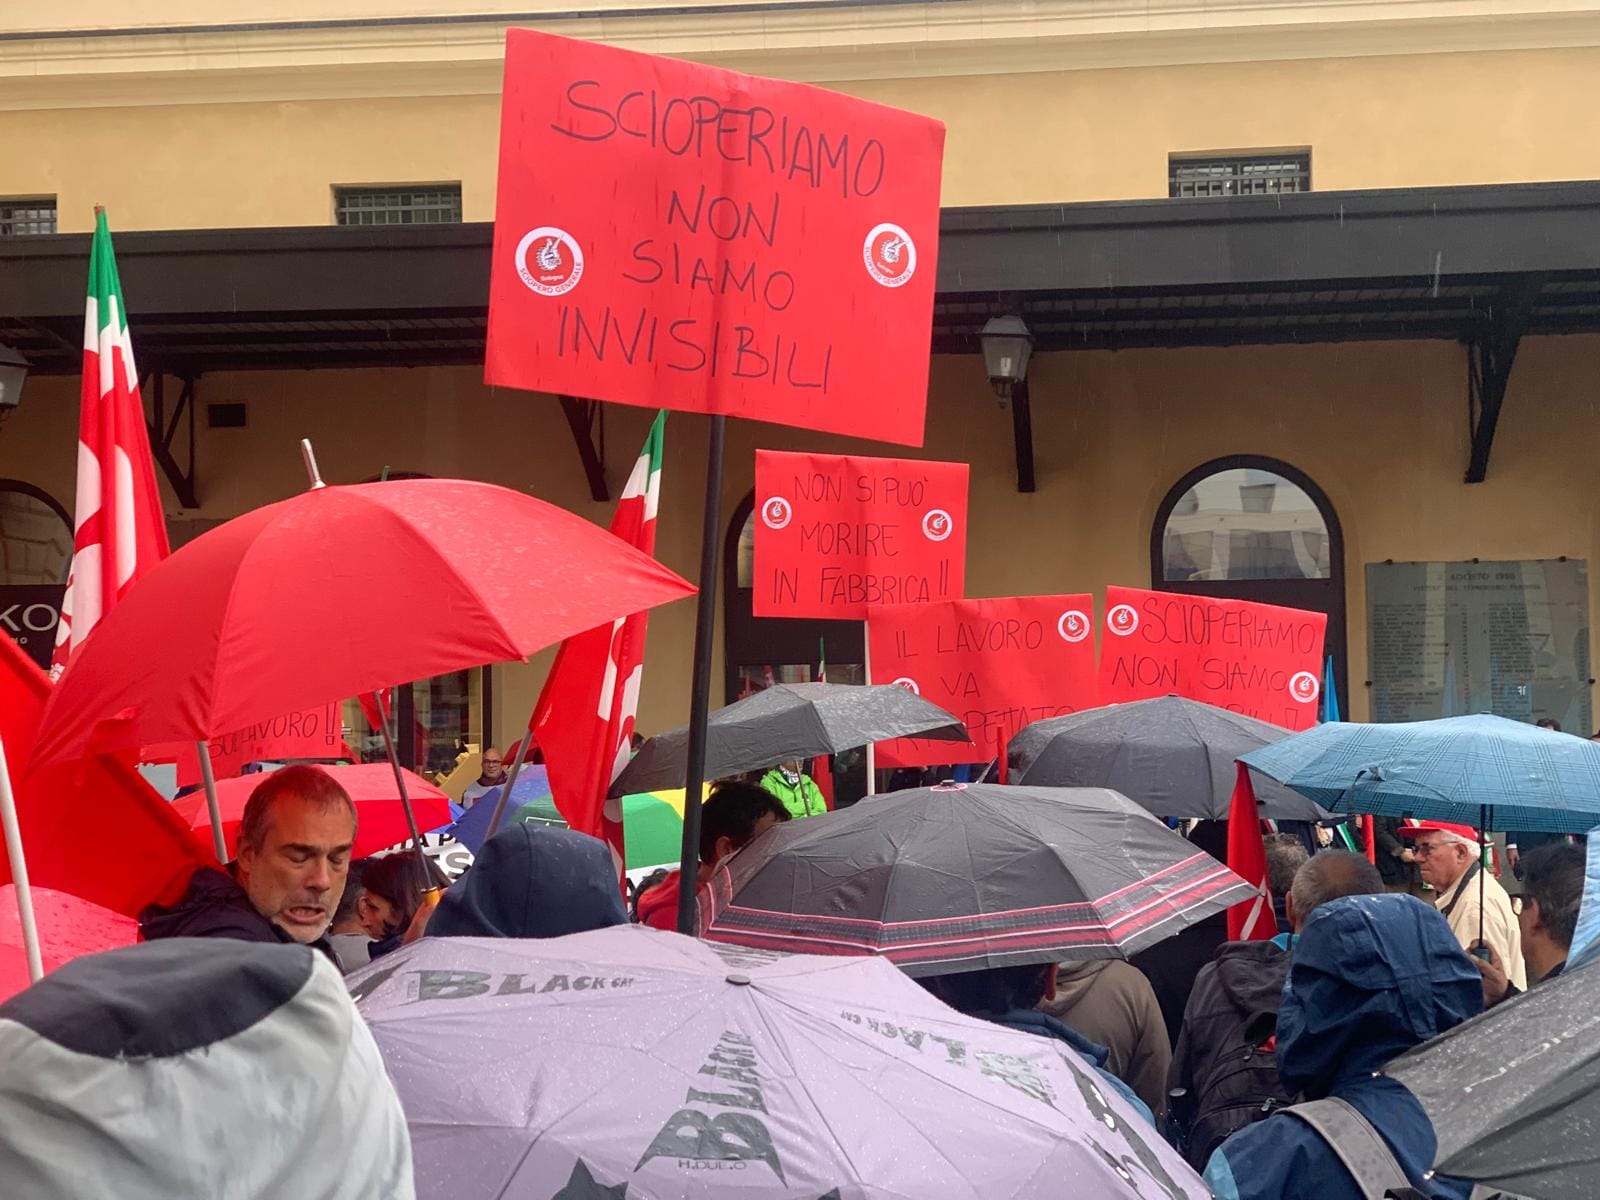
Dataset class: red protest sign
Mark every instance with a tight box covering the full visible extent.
[753,450,967,619]
[1098,586,1327,730]
[868,596,1099,767]
[485,30,946,447]
[154,703,351,787]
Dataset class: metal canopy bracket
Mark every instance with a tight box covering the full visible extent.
[558,395,608,503]
[1011,378,1036,493]
[144,370,199,508]
[1465,274,1545,484]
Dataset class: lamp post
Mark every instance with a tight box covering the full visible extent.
[0,344,28,428]
[980,316,1035,493]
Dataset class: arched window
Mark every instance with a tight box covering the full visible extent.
[0,480,72,669]
[1153,456,1346,715]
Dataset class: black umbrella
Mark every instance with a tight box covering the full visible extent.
[1011,696,1332,822]
[609,682,966,798]
[1385,962,1600,1200]
[699,782,1255,977]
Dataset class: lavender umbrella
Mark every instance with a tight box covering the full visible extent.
[350,926,1208,1200]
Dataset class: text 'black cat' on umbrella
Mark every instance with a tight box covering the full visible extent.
[1010,695,1331,822]
[608,682,967,798]
[699,782,1255,977]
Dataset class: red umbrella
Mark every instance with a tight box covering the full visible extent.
[0,885,137,1002]
[171,764,453,860]
[30,478,694,772]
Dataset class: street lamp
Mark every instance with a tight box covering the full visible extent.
[0,344,27,427]
[980,315,1032,407]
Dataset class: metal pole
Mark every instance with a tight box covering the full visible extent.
[863,622,876,796]
[0,736,44,984]
[300,438,326,490]
[676,415,725,935]
[373,690,426,854]
[485,720,536,839]
[196,740,228,862]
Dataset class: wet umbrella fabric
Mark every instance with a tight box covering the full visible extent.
[30,478,694,772]
[1385,959,1600,1200]
[0,886,136,1003]
[1011,696,1331,821]
[349,925,1209,1199]
[608,683,965,798]
[1240,713,1600,832]
[699,783,1254,976]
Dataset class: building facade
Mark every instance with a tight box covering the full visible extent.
[3,0,1598,771]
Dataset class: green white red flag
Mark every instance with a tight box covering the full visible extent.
[49,211,169,678]
[531,412,666,870]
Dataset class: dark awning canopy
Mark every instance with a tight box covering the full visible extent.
[4,180,1600,374]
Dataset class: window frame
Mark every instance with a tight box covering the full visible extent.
[0,197,58,237]
[332,184,463,227]
[1168,153,1311,199]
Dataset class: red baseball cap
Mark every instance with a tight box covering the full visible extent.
[1397,821,1481,843]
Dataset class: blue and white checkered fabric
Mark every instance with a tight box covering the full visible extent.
[1239,713,1600,832]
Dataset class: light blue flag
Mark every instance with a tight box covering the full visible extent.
[1321,657,1340,724]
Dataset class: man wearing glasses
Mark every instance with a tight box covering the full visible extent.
[1400,821,1526,990]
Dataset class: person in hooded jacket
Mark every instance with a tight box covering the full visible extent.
[425,823,627,938]
[1202,892,1483,1200]
[1040,959,1170,1116]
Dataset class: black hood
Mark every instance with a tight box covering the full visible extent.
[1213,938,1291,1021]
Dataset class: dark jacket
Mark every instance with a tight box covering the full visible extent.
[1373,816,1412,886]
[1203,894,1482,1200]
[140,866,339,963]
[1170,936,1294,1168]
[427,823,627,938]
[984,1009,1154,1125]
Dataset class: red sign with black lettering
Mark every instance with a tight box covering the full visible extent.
[868,596,1100,767]
[485,30,946,447]
[1098,586,1327,730]
[753,450,967,619]
[152,703,352,787]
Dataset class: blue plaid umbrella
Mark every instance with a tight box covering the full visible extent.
[1239,713,1600,834]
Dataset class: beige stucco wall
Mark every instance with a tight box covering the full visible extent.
[5,336,1596,741]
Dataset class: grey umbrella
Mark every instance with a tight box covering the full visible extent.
[1011,696,1332,822]
[609,682,966,798]
[1385,961,1600,1200]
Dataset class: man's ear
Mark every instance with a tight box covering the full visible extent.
[1285,891,1298,932]
[712,835,734,864]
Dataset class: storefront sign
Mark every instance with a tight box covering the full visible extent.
[867,595,1098,767]
[0,585,64,671]
[753,450,967,619]
[485,30,946,446]
[1098,585,1326,729]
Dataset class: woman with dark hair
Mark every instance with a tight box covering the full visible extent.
[355,853,448,961]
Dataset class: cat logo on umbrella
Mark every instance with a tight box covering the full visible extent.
[1057,610,1091,644]
[1289,670,1321,704]
[863,223,917,288]
[760,497,793,531]
[1107,604,1140,637]
[515,226,584,297]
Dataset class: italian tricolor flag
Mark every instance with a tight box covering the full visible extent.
[50,210,170,678]
[532,412,665,871]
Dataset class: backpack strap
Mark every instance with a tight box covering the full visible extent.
[1283,1097,1412,1200]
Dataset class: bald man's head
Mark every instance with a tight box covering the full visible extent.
[1287,850,1385,933]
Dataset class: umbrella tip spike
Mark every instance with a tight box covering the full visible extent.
[300,438,327,490]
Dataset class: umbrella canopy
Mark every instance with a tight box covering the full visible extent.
[0,885,137,1002]
[351,926,1209,1199]
[171,763,453,860]
[700,783,1254,976]
[447,776,691,870]
[1240,713,1600,832]
[609,682,966,798]
[445,769,556,852]
[1385,960,1600,1200]
[30,478,694,772]
[1011,696,1332,821]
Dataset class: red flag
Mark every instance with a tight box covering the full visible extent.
[1226,763,1275,942]
[1362,814,1378,865]
[532,413,666,871]
[50,210,170,677]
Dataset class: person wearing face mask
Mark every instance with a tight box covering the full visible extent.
[759,757,827,819]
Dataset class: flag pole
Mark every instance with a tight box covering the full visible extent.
[485,724,534,838]
[0,736,43,984]
[194,741,228,862]
[863,622,876,796]
[676,415,725,934]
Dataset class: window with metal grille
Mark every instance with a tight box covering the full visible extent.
[1169,154,1310,199]
[0,199,57,236]
[334,184,462,226]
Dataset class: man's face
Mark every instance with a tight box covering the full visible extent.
[1414,835,1470,891]
[481,751,505,782]
[237,795,356,944]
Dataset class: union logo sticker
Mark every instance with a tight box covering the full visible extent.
[515,226,584,297]
[863,223,917,288]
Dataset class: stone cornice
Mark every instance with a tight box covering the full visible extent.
[4,0,1600,109]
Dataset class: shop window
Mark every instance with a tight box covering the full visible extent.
[0,198,57,237]
[1161,466,1330,582]
[1169,154,1309,198]
[334,184,462,226]
[0,480,72,668]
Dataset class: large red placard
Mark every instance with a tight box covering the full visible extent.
[868,595,1099,767]
[753,450,967,619]
[152,702,351,787]
[486,31,946,447]
[1097,586,1327,730]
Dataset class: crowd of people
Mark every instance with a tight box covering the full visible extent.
[7,755,1588,1198]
